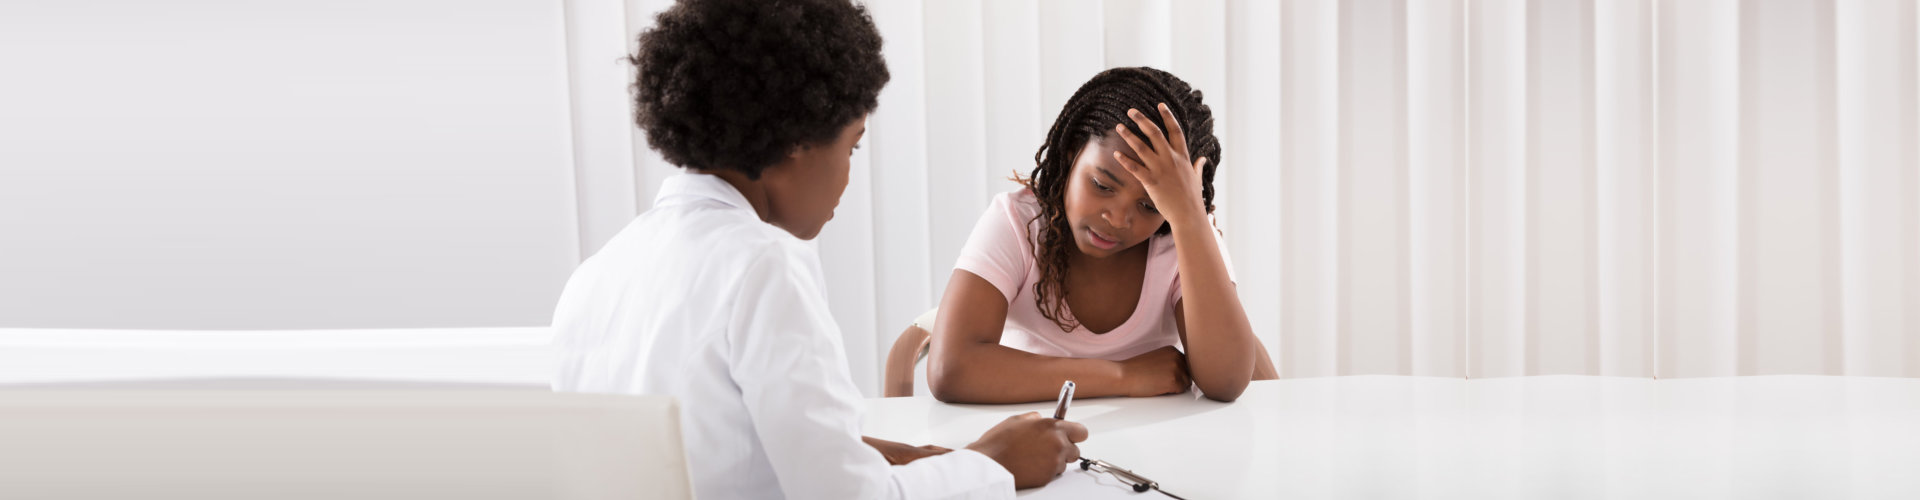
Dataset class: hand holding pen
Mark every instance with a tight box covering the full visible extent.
[1048,380,1188,499]
[964,380,1089,489]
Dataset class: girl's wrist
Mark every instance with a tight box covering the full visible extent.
[1164,209,1211,234]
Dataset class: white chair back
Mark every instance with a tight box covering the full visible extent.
[0,387,691,500]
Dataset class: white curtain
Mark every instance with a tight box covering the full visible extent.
[580,0,1920,395]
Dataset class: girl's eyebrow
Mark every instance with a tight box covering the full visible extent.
[1095,166,1126,187]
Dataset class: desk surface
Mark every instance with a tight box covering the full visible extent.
[863,375,1920,499]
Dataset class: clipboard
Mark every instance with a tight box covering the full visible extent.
[1016,457,1188,499]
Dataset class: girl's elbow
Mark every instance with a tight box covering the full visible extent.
[926,359,969,403]
[927,375,961,403]
[1200,384,1246,402]
[1195,374,1250,402]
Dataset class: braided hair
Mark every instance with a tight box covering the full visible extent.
[1020,67,1221,333]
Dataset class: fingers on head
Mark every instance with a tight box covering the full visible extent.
[1129,108,1162,135]
[1158,103,1187,143]
[1115,124,1152,156]
[1128,108,1170,151]
[1112,151,1142,172]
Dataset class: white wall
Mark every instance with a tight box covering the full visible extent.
[4,0,1917,396]
[0,0,581,330]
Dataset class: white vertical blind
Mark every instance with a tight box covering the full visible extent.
[1657,0,1743,378]
[1468,0,1531,379]
[1408,0,1469,378]
[1225,0,1285,379]
[1279,0,1345,379]
[595,0,1920,394]
[1738,0,1843,376]
[1343,0,1414,376]
[1527,0,1597,377]
[861,0,938,393]
[1594,0,1657,378]
[1838,0,1920,378]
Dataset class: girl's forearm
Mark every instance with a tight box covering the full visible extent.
[1169,219,1259,401]
[928,341,1126,404]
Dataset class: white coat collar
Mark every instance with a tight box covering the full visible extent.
[654,172,753,211]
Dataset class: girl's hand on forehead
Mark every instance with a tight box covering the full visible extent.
[1111,103,1208,229]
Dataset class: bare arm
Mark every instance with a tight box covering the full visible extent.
[1170,237,1278,402]
[926,270,1185,404]
[1113,103,1276,401]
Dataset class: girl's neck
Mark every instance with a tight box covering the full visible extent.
[1069,240,1149,272]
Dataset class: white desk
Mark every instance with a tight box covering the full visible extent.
[864,376,1920,499]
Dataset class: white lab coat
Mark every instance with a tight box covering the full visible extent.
[551,173,1014,499]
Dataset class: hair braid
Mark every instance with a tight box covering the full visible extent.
[1019,67,1220,333]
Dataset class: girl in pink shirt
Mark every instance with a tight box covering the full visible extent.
[926,67,1278,404]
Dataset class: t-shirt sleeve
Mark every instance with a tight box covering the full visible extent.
[1170,220,1237,305]
[952,193,1034,304]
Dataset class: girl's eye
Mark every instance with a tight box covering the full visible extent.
[1141,202,1159,214]
[1093,179,1113,192]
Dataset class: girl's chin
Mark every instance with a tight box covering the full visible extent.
[1073,239,1125,258]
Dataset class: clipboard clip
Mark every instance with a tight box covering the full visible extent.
[1078,457,1187,499]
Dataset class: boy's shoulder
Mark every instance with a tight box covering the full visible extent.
[699,213,813,268]
[609,199,812,274]
[662,196,800,244]
[687,206,816,269]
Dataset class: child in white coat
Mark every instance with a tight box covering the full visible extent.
[548,0,1087,498]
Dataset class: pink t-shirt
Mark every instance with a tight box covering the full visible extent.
[953,189,1235,362]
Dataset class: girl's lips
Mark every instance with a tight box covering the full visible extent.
[1087,228,1120,249]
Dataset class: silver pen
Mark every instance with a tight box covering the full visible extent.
[1052,380,1075,419]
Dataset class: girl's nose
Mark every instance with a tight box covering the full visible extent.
[1102,208,1130,230]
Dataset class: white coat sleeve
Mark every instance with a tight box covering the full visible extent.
[727,244,1015,500]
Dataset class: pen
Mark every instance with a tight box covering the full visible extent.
[1053,380,1075,419]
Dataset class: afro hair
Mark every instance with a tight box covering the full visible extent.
[631,0,890,179]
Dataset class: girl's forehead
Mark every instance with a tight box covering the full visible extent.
[1073,135,1146,169]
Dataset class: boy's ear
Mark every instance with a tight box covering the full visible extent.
[761,145,805,177]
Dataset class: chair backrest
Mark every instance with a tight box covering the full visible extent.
[884,321,934,397]
[0,387,691,500]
